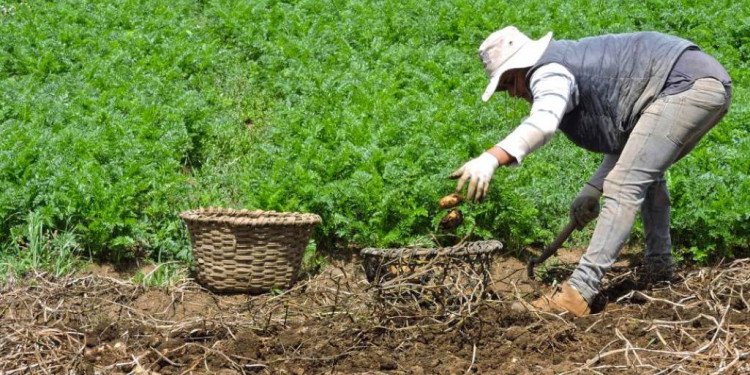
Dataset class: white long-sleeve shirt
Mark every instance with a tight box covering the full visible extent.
[496,63,578,164]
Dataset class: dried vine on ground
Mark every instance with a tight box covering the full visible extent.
[1,256,749,374]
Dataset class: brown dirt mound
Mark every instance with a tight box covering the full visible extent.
[1,254,749,374]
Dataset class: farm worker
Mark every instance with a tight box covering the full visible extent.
[451,26,731,316]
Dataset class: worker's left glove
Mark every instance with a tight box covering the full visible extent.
[449,152,499,202]
[570,183,602,229]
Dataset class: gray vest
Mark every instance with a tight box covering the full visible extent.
[527,32,695,153]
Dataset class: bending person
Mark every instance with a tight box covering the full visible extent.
[451,26,732,316]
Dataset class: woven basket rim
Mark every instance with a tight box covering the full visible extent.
[179,207,321,226]
[360,240,503,258]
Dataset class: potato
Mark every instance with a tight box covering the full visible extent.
[439,209,463,230]
[438,193,463,209]
[387,264,413,275]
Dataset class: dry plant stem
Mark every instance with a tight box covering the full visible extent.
[569,259,750,374]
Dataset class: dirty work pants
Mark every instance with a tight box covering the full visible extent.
[568,78,731,303]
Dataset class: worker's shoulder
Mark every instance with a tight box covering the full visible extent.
[529,63,575,82]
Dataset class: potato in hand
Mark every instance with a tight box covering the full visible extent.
[438,193,463,209]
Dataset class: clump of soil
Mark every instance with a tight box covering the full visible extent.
[2,254,749,374]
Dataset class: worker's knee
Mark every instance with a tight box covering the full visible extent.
[644,179,671,208]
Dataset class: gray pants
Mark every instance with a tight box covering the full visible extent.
[569,78,731,303]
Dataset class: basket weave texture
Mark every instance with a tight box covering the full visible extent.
[360,240,503,285]
[360,240,503,308]
[180,207,321,293]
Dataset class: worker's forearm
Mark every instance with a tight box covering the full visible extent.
[493,64,575,165]
[486,145,517,167]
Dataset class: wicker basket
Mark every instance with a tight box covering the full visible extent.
[360,240,503,308]
[180,207,321,293]
[360,240,503,285]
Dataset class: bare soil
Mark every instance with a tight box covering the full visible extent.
[2,249,749,374]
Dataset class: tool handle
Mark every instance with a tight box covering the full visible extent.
[544,219,578,258]
[527,219,578,279]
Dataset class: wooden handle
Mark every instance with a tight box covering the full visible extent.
[527,219,578,279]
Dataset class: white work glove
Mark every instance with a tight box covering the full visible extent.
[570,183,602,229]
[449,152,500,202]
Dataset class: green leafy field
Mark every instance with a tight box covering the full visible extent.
[1,0,748,274]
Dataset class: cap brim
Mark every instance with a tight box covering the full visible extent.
[481,72,503,102]
[481,31,553,102]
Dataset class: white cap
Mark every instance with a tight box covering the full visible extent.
[479,26,553,102]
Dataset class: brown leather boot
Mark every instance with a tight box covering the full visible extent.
[512,282,591,317]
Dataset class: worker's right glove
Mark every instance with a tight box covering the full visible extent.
[450,152,500,202]
[570,183,602,229]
